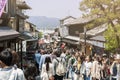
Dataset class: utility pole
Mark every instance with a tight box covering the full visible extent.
[84,27,87,54]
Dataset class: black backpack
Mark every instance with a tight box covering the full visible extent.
[71,58,75,65]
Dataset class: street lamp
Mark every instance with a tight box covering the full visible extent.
[84,27,87,54]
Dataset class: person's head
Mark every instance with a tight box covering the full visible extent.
[46,48,53,54]
[38,49,41,53]
[62,49,66,53]
[71,51,75,57]
[45,57,51,71]
[86,55,92,62]
[98,55,102,62]
[54,50,61,57]
[114,54,120,63]
[25,63,37,80]
[110,56,114,64]
[75,52,79,58]
[80,54,85,63]
[45,57,51,63]
[40,49,45,55]
[0,48,13,67]
[94,55,99,61]
[102,54,107,59]
[11,50,19,65]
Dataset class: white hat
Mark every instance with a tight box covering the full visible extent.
[102,54,107,57]
[115,54,120,60]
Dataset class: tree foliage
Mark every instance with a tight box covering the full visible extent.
[38,32,43,39]
[104,24,120,52]
[80,0,120,52]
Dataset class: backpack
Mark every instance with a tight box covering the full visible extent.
[71,58,75,65]
[112,64,117,76]
[71,58,76,71]
[56,58,66,76]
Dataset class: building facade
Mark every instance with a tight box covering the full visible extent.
[61,16,106,55]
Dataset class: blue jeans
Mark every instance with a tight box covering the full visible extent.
[69,67,74,80]
[84,75,91,80]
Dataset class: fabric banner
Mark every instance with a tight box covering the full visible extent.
[0,0,7,17]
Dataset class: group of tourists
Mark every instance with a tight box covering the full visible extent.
[34,42,120,80]
[0,41,120,80]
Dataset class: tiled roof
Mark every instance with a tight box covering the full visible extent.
[60,16,76,21]
[65,16,96,26]
[0,27,20,41]
[0,27,19,37]
[86,24,107,36]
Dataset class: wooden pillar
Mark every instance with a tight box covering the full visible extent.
[17,41,19,52]
[14,39,16,51]
[20,40,23,69]
[7,40,11,48]
[84,27,87,54]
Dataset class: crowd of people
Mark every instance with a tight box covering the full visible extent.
[34,42,120,80]
[0,41,120,80]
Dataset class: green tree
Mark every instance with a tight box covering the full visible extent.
[38,32,43,39]
[104,24,120,52]
[80,0,120,52]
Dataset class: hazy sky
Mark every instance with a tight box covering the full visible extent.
[26,0,82,18]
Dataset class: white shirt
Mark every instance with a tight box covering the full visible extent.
[85,61,92,76]
[0,67,26,80]
[41,63,54,78]
[60,53,66,58]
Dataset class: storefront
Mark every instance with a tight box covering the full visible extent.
[0,27,20,51]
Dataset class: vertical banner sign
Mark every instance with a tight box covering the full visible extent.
[0,0,7,17]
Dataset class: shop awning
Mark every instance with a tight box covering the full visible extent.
[64,36,79,41]
[63,35,104,48]
[19,32,34,40]
[25,39,38,42]
[0,27,20,41]
[63,36,79,45]
[89,35,105,42]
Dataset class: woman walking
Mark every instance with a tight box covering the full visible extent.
[73,56,83,80]
[41,57,54,80]
[84,56,92,80]
[91,55,102,80]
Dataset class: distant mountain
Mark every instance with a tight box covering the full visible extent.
[27,16,60,29]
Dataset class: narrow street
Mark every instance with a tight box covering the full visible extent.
[0,0,120,80]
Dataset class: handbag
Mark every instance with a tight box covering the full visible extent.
[75,69,80,74]
[74,62,81,75]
